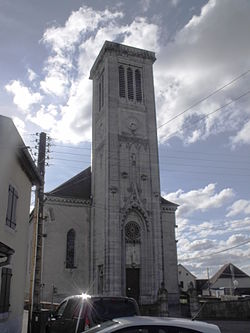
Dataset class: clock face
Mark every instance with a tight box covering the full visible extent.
[127,118,138,131]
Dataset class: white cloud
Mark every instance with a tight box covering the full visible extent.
[22,5,159,143]
[123,17,160,51]
[226,234,248,246]
[227,199,250,217]
[164,183,234,217]
[27,104,58,131]
[12,116,26,137]
[27,68,38,82]
[231,120,250,147]
[5,1,250,148]
[5,80,43,112]
[165,183,250,277]
[154,0,250,147]
[40,6,123,97]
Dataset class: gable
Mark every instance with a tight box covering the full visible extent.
[47,167,91,200]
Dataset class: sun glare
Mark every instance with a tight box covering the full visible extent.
[81,292,90,300]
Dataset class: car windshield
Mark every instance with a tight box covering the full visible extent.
[91,299,137,323]
[85,320,117,333]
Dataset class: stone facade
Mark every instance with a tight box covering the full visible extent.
[30,42,180,314]
[90,42,179,310]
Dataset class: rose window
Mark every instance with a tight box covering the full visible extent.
[125,222,140,241]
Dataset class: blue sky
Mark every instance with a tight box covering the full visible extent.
[1,0,250,279]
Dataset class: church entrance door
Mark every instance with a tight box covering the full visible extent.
[126,268,140,303]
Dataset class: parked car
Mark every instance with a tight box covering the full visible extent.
[83,316,221,333]
[46,295,140,333]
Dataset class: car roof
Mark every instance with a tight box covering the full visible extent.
[108,316,220,333]
[62,295,135,302]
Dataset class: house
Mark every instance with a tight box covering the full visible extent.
[0,115,40,333]
[198,263,250,297]
[178,264,197,292]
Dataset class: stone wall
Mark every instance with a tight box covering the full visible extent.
[197,299,250,320]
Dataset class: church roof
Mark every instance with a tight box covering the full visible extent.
[161,196,179,207]
[47,166,91,199]
[210,263,250,285]
[90,41,156,79]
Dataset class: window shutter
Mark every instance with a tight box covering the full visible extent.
[135,69,142,102]
[6,186,13,226]
[127,67,134,100]
[12,189,18,227]
[119,65,125,98]
[0,268,12,313]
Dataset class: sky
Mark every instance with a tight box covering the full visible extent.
[1,0,250,280]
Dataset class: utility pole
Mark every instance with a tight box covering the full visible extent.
[29,132,47,332]
[207,267,211,296]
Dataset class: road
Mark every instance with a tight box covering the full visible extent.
[203,320,250,333]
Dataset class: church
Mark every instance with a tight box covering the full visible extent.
[31,41,180,314]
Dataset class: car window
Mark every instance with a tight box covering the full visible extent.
[118,326,200,333]
[55,301,67,317]
[90,299,138,324]
[158,326,200,333]
[72,299,86,319]
[64,297,82,319]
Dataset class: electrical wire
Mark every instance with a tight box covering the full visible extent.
[160,89,250,142]
[157,69,250,129]
[179,239,250,262]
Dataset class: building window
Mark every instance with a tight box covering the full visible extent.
[135,69,142,102]
[0,268,12,313]
[179,281,184,288]
[6,185,18,229]
[127,67,134,101]
[66,229,75,269]
[119,65,126,98]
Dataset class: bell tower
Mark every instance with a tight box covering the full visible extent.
[89,41,178,308]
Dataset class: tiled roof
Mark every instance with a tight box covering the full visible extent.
[47,166,91,199]
[161,196,179,206]
[210,263,250,285]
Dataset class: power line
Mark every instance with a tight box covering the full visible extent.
[160,89,250,142]
[158,69,250,129]
[52,144,91,150]
[179,239,250,262]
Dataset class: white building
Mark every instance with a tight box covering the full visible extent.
[0,115,40,333]
[178,264,197,292]
[29,41,180,315]
[201,263,250,297]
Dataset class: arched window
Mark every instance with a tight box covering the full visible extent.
[119,65,125,98]
[135,69,142,102]
[66,229,75,268]
[127,67,134,100]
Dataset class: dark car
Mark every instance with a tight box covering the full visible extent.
[46,295,140,333]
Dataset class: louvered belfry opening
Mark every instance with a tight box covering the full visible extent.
[119,65,142,103]
[119,65,125,98]
[127,67,134,100]
[135,69,142,102]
